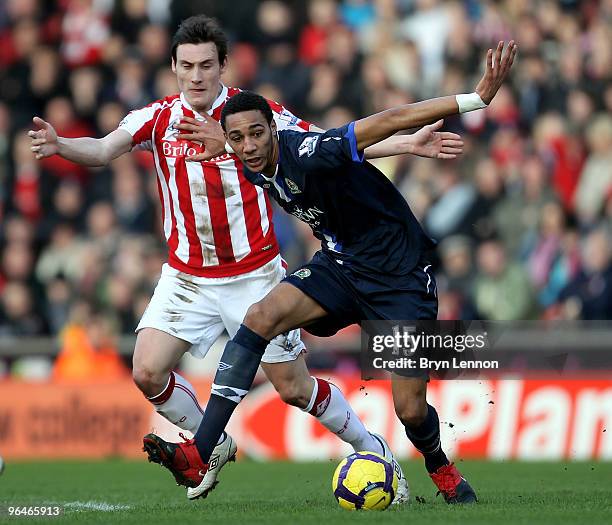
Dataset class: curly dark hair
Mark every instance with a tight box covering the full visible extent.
[171,15,228,65]
[221,91,273,130]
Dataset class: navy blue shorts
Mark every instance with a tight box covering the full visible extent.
[284,250,438,345]
[285,251,438,378]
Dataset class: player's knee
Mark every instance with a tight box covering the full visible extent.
[243,300,282,340]
[395,401,428,428]
[132,363,167,398]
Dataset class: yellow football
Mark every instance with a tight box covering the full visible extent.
[332,451,398,510]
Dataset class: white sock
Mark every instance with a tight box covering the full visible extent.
[147,372,226,445]
[303,377,382,454]
[147,371,204,433]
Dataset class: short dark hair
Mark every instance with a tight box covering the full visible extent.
[221,91,273,130]
[171,15,228,65]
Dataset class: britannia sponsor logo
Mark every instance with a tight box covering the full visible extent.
[161,140,204,158]
[210,153,233,163]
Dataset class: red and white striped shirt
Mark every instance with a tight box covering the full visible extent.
[118,85,311,277]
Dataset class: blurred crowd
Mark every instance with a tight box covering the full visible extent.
[1,0,611,359]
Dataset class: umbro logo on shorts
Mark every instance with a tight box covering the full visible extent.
[292,269,311,279]
[218,362,233,371]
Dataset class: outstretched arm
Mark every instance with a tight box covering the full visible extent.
[354,41,517,152]
[28,117,132,166]
[308,121,464,160]
[179,111,463,162]
[364,120,463,160]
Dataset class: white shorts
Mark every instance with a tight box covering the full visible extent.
[136,255,305,363]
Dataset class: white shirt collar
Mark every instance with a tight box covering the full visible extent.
[259,163,279,181]
[179,83,228,116]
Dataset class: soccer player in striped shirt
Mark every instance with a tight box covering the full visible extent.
[28,15,463,501]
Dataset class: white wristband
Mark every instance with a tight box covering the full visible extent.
[456,92,487,113]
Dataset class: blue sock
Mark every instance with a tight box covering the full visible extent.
[194,324,268,462]
[404,404,449,474]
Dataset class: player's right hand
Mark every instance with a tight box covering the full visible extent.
[175,116,226,162]
[474,40,517,105]
[28,117,59,159]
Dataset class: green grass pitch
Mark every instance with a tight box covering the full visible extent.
[1,459,611,524]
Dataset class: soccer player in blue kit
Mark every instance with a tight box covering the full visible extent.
[144,41,516,504]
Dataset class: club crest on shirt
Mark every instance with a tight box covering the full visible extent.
[292,268,311,279]
[166,118,180,134]
[298,135,319,157]
[285,178,302,194]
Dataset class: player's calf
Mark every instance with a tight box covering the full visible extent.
[403,403,450,474]
[395,400,428,428]
[141,371,206,434]
[267,370,313,409]
[399,402,477,503]
[264,360,401,480]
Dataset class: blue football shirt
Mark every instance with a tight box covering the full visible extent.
[242,123,436,276]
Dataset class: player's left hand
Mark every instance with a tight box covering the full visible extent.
[175,116,226,161]
[475,40,517,105]
[410,120,464,159]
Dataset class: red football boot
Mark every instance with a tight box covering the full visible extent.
[143,433,208,488]
[430,463,477,504]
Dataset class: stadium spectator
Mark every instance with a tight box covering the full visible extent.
[438,235,475,297]
[52,303,128,383]
[60,0,110,68]
[558,228,612,320]
[0,281,47,337]
[493,155,557,258]
[35,223,85,285]
[574,115,612,225]
[425,165,476,240]
[298,0,338,66]
[474,239,536,320]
